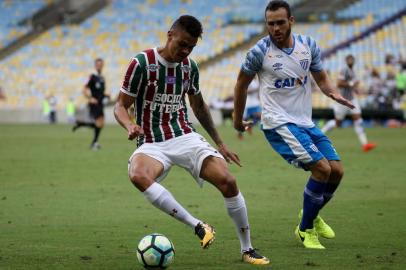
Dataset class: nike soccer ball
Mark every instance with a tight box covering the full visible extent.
[136,233,175,269]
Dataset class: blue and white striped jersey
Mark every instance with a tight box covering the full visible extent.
[241,34,323,129]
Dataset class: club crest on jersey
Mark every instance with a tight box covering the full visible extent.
[273,63,283,71]
[181,65,191,73]
[146,64,160,72]
[299,59,309,70]
[166,76,176,84]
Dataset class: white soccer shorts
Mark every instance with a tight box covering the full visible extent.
[333,98,361,120]
[128,132,224,186]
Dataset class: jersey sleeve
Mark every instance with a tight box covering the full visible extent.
[338,68,346,80]
[85,75,93,87]
[120,56,144,97]
[188,59,200,95]
[306,36,323,72]
[241,38,268,76]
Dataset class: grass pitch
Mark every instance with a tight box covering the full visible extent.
[1,123,405,269]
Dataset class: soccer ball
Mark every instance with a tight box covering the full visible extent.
[136,233,175,269]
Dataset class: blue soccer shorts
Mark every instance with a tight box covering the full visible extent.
[263,123,340,169]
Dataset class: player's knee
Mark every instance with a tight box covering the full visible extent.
[129,170,153,191]
[217,173,238,196]
[315,162,331,180]
[331,164,344,182]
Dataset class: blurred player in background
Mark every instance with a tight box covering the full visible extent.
[321,54,376,152]
[114,15,269,264]
[73,58,110,150]
[233,0,354,249]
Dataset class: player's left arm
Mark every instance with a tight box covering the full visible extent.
[312,70,354,109]
[188,92,240,166]
[308,36,354,109]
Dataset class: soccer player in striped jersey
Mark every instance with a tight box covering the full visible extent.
[233,1,354,249]
[321,54,376,152]
[114,15,269,265]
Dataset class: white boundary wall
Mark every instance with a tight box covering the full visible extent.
[0,107,223,125]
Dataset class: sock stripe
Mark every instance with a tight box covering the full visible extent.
[304,187,324,201]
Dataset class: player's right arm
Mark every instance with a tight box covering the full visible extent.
[114,92,143,140]
[233,70,255,132]
[114,57,144,140]
[233,38,266,132]
[84,75,98,104]
[337,69,359,89]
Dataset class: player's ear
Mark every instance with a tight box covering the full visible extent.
[289,16,295,25]
[167,30,174,40]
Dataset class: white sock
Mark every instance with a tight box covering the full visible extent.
[143,182,201,229]
[321,119,336,133]
[224,192,252,253]
[354,119,368,145]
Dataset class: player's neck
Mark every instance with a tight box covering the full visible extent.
[272,34,293,49]
[157,47,176,63]
[281,35,293,49]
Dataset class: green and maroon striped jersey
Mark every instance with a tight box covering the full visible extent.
[121,48,199,145]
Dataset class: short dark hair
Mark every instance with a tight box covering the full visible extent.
[346,54,354,60]
[95,58,103,63]
[171,15,203,38]
[265,0,291,18]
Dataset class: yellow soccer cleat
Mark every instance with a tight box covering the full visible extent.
[194,222,215,249]
[295,226,325,249]
[242,248,270,265]
[314,215,335,239]
[299,210,335,239]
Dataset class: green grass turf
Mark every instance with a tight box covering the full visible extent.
[0,123,406,270]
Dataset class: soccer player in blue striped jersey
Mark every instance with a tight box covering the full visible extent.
[233,0,355,249]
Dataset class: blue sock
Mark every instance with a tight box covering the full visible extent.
[320,182,339,210]
[300,178,326,231]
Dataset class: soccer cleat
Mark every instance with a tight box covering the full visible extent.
[362,143,376,152]
[91,142,101,150]
[295,226,325,249]
[314,215,335,239]
[237,132,244,140]
[299,210,335,239]
[195,222,215,249]
[242,248,270,265]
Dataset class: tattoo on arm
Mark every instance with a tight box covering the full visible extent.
[191,96,222,145]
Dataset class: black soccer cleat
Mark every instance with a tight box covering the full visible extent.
[242,248,270,265]
[194,222,215,249]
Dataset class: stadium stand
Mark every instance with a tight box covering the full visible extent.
[337,0,406,21]
[0,0,48,48]
[1,0,281,109]
[0,0,405,116]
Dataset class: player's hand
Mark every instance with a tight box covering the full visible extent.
[89,97,98,105]
[218,143,242,167]
[127,124,144,140]
[329,92,355,109]
[233,120,253,133]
